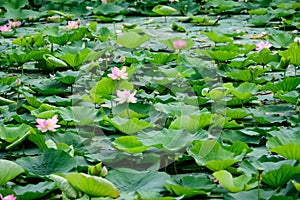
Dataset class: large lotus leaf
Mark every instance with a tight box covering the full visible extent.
[16,149,76,175]
[65,173,119,198]
[225,108,249,119]
[94,3,127,16]
[0,124,31,143]
[148,53,177,65]
[113,136,149,154]
[137,129,195,153]
[169,113,213,132]
[59,106,97,125]
[59,49,91,68]
[269,33,295,48]
[152,5,177,16]
[188,140,241,171]
[3,0,28,10]
[268,142,300,160]
[221,130,261,145]
[248,48,280,65]
[226,68,266,82]
[160,37,194,51]
[262,164,300,187]
[55,70,81,85]
[103,116,151,135]
[280,43,300,66]
[117,32,150,48]
[45,132,89,154]
[33,80,68,95]
[154,102,200,117]
[13,181,56,200]
[0,160,24,186]
[165,176,215,198]
[251,112,285,125]
[226,189,276,200]
[203,31,232,43]
[165,184,207,198]
[49,174,79,199]
[213,170,254,193]
[230,82,258,100]
[106,168,170,193]
[275,91,299,105]
[207,50,238,61]
[263,77,300,93]
[8,50,45,64]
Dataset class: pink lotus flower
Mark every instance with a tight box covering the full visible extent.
[108,66,128,80]
[0,194,16,200]
[66,21,79,30]
[8,20,21,28]
[255,40,272,52]
[173,40,187,52]
[101,0,107,3]
[36,114,61,133]
[115,90,137,104]
[0,25,12,33]
[169,0,179,2]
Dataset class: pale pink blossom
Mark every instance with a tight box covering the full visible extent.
[66,21,79,30]
[255,40,272,51]
[108,66,128,80]
[115,90,137,104]
[0,25,12,33]
[101,0,107,3]
[36,114,61,133]
[8,20,21,28]
[169,0,179,2]
[0,194,16,200]
[173,40,187,50]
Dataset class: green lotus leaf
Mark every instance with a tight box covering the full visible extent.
[268,141,300,160]
[117,31,150,48]
[188,140,242,171]
[269,33,295,49]
[262,164,300,187]
[263,77,300,93]
[106,168,170,193]
[213,170,255,192]
[59,49,91,69]
[113,136,149,154]
[281,42,300,65]
[230,82,258,100]
[0,159,24,186]
[103,116,152,135]
[152,5,177,16]
[226,68,266,82]
[203,31,232,43]
[94,3,127,16]
[13,181,56,200]
[137,128,195,153]
[275,91,299,105]
[59,106,98,125]
[66,173,119,198]
[16,149,76,176]
[50,174,80,199]
[32,80,68,95]
[0,124,31,143]
[169,113,213,132]
[225,108,249,119]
